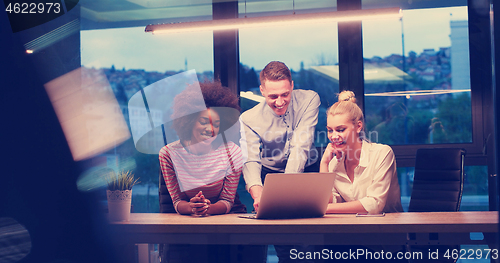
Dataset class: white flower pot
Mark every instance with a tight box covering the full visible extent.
[107,190,132,222]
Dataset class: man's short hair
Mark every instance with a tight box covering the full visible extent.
[259,61,292,86]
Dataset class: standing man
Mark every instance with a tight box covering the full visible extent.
[240,61,320,262]
[240,61,321,211]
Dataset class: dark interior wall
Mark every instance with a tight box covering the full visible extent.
[0,5,118,263]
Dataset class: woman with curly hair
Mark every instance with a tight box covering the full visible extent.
[158,80,266,263]
[160,80,243,216]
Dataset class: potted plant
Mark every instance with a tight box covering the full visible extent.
[106,170,140,222]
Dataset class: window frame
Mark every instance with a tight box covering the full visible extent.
[335,0,495,210]
[336,1,489,168]
[217,0,489,166]
[76,0,496,211]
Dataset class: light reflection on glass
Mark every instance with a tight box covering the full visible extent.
[0,217,31,263]
[44,67,131,161]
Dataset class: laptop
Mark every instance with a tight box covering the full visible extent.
[240,173,335,219]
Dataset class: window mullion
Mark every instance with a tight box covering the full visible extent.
[337,0,365,111]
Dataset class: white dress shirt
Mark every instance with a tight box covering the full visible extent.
[328,140,403,214]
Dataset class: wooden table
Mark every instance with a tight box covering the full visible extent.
[109,211,498,247]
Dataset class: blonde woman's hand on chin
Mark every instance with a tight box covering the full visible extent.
[320,143,343,173]
[324,143,343,161]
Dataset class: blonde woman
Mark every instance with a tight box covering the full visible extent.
[320,90,403,214]
[318,91,405,262]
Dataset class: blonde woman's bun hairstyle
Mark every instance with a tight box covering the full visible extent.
[338,90,356,103]
[327,90,366,140]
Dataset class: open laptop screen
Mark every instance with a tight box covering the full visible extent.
[254,173,334,219]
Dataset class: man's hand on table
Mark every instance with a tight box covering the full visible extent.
[249,185,263,212]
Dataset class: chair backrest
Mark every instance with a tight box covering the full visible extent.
[159,168,177,213]
[408,148,466,212]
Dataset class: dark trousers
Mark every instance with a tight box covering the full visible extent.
[261,161,320,263]
[162,244,267,263]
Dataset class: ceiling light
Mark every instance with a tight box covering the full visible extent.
[365,89,471,97]
[145,7,401,34]
[24,19,79,54]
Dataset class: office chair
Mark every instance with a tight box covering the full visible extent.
[159,168,176,214]
[408,148,465,212]
[407,148,466,263]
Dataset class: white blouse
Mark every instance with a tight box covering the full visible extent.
[328,141,403,214]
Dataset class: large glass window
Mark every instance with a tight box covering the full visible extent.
[362,7,472,145]
[80,27,213,212]
[77,1,491,215]
[362,5,487,211]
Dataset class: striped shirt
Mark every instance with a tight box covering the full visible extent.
[159,140,243,214]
